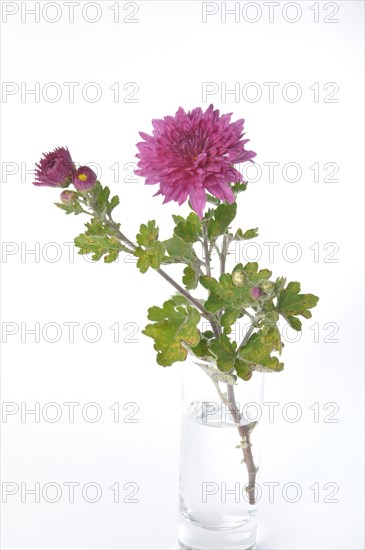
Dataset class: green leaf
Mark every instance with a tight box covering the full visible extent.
[182,266,199,290]
[174,212,202,243]
[107,195,120,216]
[74,233,123,263]
[221,307,241,334]
[263,324,283,354]
[170,294,189,306]
[200,273,253,313]
[190,337,213,360]
[209,335,237,372]
[209,335,249,378]
[233,228,259,241]
[134,243,165,273]
[136,220,159,247]
[286,315,302,331]
[55,202,84,216]
[163,234,196,263]
[84,219,109,236]
[243,262,272,284]
[262,309,280,324]
[231,182,247,195]
[143,300,201,366]
[134,220,165,273]
[172,214,185,224]
[202,330,215,339]
[87,181,111,216]
[238,327,284,377]
[71,181,120,220]
[274,277,286,294]
[74,217,126,262]
[277,281,319,331]
[234,358,252,381]
[231,262,272,288]
[207,202,237,239]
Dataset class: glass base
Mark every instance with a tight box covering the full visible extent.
[178,513,257,550]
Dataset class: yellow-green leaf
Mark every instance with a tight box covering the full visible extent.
[143,300,201,366]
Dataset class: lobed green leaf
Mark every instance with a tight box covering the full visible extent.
[174,212,202,243]
[238,327,284,378]
[143,300,201,366]
[233,228,259,241]
[134,220,165,273]
[182,266,199,290]
[207,202,237,239]
[74,233,123,263]
[277,281,319,331]
[55,202,84,216]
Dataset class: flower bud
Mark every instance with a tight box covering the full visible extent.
[60,190,78,204]
[232,267,246,287]
[250,287,262,299]
[261,281,274,294]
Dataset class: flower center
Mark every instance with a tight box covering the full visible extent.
[78,173,88,181]
[175,130,207,162]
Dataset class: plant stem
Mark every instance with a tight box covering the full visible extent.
[242,309,255,322]
[220,240,257,503]
[238,323,256,351]
[228,319,258,503]
[79,207,93,216]
[107,222,135,249]
[227,384,257,506]
[201,221,223,338]
[107,220,214,322]
[202,222,212,278]
[205,368,258,506]
[220,234,229,276]
[155,267,211,319]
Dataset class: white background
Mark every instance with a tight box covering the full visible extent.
[1,1,364,549]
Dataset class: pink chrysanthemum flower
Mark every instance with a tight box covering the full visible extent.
[72,166,97,191]
[136,105,256,217]
[33,147,75,187]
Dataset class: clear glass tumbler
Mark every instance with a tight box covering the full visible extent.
[178,356,265,550]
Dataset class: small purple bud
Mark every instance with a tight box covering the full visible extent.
[73,166,97,191]
[251,287,262,299]
[60,190,78,204]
